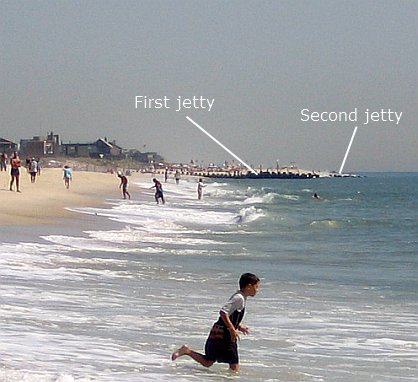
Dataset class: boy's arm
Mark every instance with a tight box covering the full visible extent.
[220,311,240,342]
[220,311,250,335]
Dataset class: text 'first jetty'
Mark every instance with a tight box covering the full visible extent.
[135,96,215,112]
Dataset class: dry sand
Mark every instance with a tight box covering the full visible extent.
[0,168,123,225]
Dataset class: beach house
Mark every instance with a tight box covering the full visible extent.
[0,138,18,155]
[62,137,123,158]
[19,132,61,158]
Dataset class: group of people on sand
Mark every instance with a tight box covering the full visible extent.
[7,152,40,192]
[2,151,74,192]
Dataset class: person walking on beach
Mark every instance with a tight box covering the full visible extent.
[29,158,38,183]
[175,170,181,185]
[171,272,260,372]
[118,172,131,199]
[151,178,165,204]
[25,157,31,173]
[0,152,7,171]
[36,158,41,176]
[197,178,206,200]
[63,165,72,189]
[9,151,21,192]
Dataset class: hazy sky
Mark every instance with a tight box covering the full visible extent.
[2,0,417,171]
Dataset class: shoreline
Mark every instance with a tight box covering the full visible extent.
[0,166,197,228]
[0,168,123,226]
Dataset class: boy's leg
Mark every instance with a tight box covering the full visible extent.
[229,363,240,372]
[171,345,214,368]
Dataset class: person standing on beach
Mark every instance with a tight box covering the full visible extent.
[175,170,181,185]
[36,158,41,176]
[197,178,206,200]
[171,273,260,372]
[118,172,131,199]
[63,165,72,189]
[0,152,7,171]
[9,151,21,192]
[29,158,38,183]
[151,178,165,204]
[25,157,31,173]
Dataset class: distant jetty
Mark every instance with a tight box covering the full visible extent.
[204,170,319,179]
[152,163,360,180]
[196,170,360,180]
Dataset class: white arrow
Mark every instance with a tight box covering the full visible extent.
[186,116,258,175]
[339,126,358,174]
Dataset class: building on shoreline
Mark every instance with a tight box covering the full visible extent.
[20,132,61,158]
[123,149,164,164]
[0,138,18,156]
[13,132,163,164]
[62,137,123,158]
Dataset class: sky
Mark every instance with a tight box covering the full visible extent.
[1,0,417,172]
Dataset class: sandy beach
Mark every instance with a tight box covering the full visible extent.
[0,168,122,225]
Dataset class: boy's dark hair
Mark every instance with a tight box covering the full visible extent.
[239,273,260,289]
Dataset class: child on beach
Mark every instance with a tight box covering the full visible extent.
[171,272,260,372]
[63,165,72,189]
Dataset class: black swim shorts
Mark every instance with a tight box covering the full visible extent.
[204,324,239,365]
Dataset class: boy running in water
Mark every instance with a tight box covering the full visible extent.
[171,273,260,372]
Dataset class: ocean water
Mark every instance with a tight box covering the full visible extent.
[0,173,417,381]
